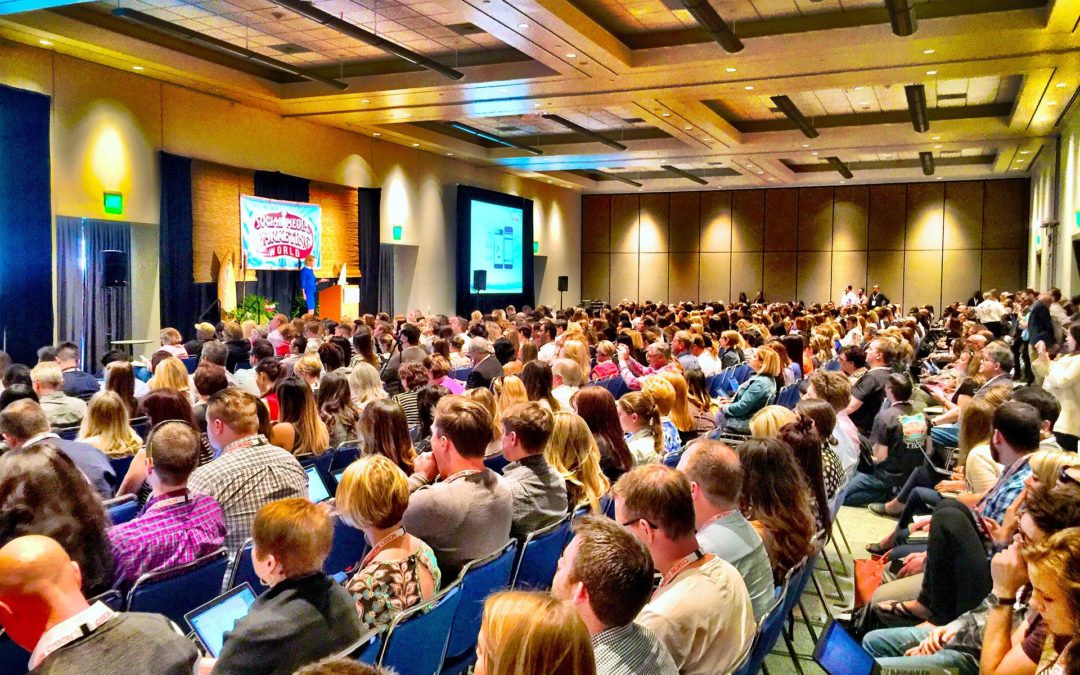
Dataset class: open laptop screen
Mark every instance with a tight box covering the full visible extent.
[813,620,880,675]
[307,466,332,503]
[185,583,257,658]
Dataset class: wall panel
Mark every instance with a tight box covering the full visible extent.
[730,252,763,300]
[609,252,638,302]
[798,187,833,251]
[610,194,640,253]
[833,185,869,251]
[944,181,984,250]
[905,250,943,309]
[669,192,701,252]
[731,189,764,252]
[984,180,1030,249]
[982,249,1025,294]
[764,252,797,301]
[699,252,731,302]
[639,252,669,302]
[700,191,732,252]
[669,253,700,302]
[942,249,982,308]
[764,189,798,251]
[797,252,832,304]
[581,195,611,253]
[906,182,945,250]
[581,253,610,301]
[639,193,669,253]
[868,184,907,250]
[867,251,906,308]
[832,251,868,302]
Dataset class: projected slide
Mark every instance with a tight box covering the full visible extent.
[470,199,524,294]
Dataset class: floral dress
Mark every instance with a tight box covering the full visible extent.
[347,542,442,631]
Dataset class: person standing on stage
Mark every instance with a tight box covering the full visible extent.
[301,255,318,316]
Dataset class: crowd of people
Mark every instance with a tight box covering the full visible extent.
[2,285,1080,674]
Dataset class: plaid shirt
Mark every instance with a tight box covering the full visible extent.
[188,435,308,552]
[593,622,679,675]
[108,489,226,588]
[977,455,1032,524]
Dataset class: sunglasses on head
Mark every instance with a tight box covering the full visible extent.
[1060,467,1080,487]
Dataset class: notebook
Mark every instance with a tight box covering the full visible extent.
[813,620,880,675]
[307,466,332,503]
[185,583,257,658]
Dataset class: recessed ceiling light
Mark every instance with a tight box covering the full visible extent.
[565,53,576,58]
[932,136,941,140]
[132,65,144,71]
[373,132,382,137]
[839,181,845,184]
[1057,82,1067,88]
[756,171,764,175]
[684,125,693,130]
[853,86,864,91]
[518,22,529,28]
[1017,160,1025,163]
[768,177,776,181]
[811,151,818,156]
[412,143,420,147]
[361,99,370,103]
[934,144,943,148]
[1020,150,1031,154]
[926,70,938,76]
[936,176,943,180]
[534,103,543,108]
[923,48,935,54]
[447,152,454,156]
[661,113,671,117]
[744,85,754,90]
[38,39,52,46]
[802,143,810,148]
[1047,101,1058,106]
[725,67,737,73]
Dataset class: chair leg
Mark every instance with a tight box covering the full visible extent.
[820,547,846,602]
[782,631,805,675]
[830,529,850,575]
[762,661,771,675]
[811,572,836,623]
[835,517,853,555]
[797,599,819,644]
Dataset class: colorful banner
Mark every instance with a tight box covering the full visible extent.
[240,194,322,270]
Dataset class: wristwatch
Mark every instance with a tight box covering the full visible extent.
[988,592,1016,608]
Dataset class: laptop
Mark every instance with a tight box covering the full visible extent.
[813,620,880,675]
[306,466,332,503]
[185,583,257,658]
[332,468,346,486]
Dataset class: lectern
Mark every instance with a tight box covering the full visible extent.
[318,284,360,318]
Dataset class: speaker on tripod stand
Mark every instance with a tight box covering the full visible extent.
[101,250,128,349]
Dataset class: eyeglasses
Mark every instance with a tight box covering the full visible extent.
[1060,467,1080,487]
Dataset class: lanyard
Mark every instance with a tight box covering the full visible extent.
[31,603,115,669]
[445,469,482,484]
[143,491,191,514]
[659,549,705,589]
[360,526,406,568]
[698,509,735,531]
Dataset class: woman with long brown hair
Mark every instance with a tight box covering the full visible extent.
[572,387,633,482]
[317,372,362,447]
[272,377,331,456]
[359,399,415,474]
[117,388,212,497]
[521,360,559,411]
[777,417,831,533]
[103,360,140,418]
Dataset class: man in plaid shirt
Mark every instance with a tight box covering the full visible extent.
[189,389,307,553]
[108,421,225,587]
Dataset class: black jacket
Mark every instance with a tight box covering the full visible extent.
[466,355,504,390]
[224,340,251,373]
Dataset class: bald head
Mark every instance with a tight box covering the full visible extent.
[677,439,742,507]
[0,535,88,651]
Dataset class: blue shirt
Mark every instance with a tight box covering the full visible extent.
[978,456,1031,524]
[300,266,317,306]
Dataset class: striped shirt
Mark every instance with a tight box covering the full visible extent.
[393,390,421,428]
[592,623,678,675]
[108,489,226,587]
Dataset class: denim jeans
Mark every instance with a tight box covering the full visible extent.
[844,472,896,506]
[930,423,960,454]
[863,625,978,675]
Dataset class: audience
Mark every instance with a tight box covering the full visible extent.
[392,360,427,427]
[348,361,388,411]
[117,388,213,497]
[476,590,596,675]
[612,464,754,674]
[547,411,611,513]
[573,387,634,483]
[617,391,663,465]
[521,359,559,410]
[806,369,861,479]
[31,361,87,426]
[359,398,416,473]
[466,337,503,391]
[714,347,780,434]
[317,371,362,447]
[551,358,584,410]
[845,337,893,437]
[77,390,142,458]
[499,401,567,539]
[192,362,230,431]
[271,377,331,456]
[103,360,143,416]
[55,341,100,398]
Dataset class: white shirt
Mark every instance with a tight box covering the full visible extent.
[627,429,660,465]
[538,342,558,364]
[695,351,722,377]
[234,367,261,397]
[551,384,578,412]
[975,299,1007,324]
[840,291,859,307]
[833,413,861,481]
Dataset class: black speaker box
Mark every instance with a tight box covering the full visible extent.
[473,269,487,291]
[558,275,569,292]
[102,250,128,287]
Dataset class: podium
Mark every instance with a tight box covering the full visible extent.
[318,284,360,319]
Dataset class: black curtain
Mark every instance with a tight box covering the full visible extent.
[0,85,53,365]
[56,218,132,369]
[159,152,201,332]
[358,188,381,314]
[378,245,395,314]
[246,171,310,315]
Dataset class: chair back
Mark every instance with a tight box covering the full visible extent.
[512,515,572,590]
[599,376,629,400]
[126,548,229,626]
[379,582,463,675]
[88,588,125,610]
[732,363,752,385]
[598,493,616,518]
[0,631,29,675]
[298,451,335,480]
[130,416,149,438]
[448,367,472,381]
[225,538,266,596]
[823,358,841,372]
[332,627,384,665]
[181,356,198,374]
[323,514,370,578]
[104,493,140,526]
[482,453,509,474]
[55,425,80,441]
[442,541,518,674]
[233,361,252,373]
[109,455,135,487]
[331,440,362,472]
[777,383,801,410]
[732,578,789,675]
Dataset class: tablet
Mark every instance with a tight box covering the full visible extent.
[813,620,880,675]
[332,468,346,486]
[307,466,332,503]
[185,583,257,658]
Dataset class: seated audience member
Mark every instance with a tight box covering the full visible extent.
[806,369,861,480]
[551,358,584,411]
[0,399,113,498]
[104,360,144,416]
[236,339,275,396]
[317,372,362,447]
[0,535,198,674]
[713,347,780,435]
[54,341,100,398]
[424,354,464,395]
[1013,384,1065,450]
[591,341,619,381]
[294,353,324,391]
[617,391,663,465]
[295,660,386,675]
[318,341,348,377]
[521,360,560,410]
[677,440,774,620]
[117,389,213,497]
[464,386,505,458]
[613,465,754,675]
[336,455,440,630]
[476,590,596,675]
[188,389,307,553]
[573,387,634,483]
[845,374,929,506]
[0,444,115,597]
[108,421,225,588]
[616,341,677,391]
[207,499,363,675]
[255,358,286,421]
[793,398,848,500]
[552,516,677,675]
[737,437,816,582]
[3,363,32,391]
[466,337,504,390]
[413,384,450,453]
[683,369,718,432]
[778,418,834,532]
[930,340,1015,449]
[31,361,87,427]
[640,376,682,457]
[747,405,797,439]
[192,363,229,432]
[184,322,217,360]
[547,411,611,513]
[359,398,416,473]
[149,356,196,405]
[402,396,512,579]
[198,340,238,387]
[222,321,251,373]
[844,338,893,438]
[0,383,37,410]
[271,377,331,456]
[500,402,567,539]
[78,391,142,458]
[348,361,387,411]
[157,327,189,358]
[392,361,428,427]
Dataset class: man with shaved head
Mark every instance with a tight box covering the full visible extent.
[0,535,197,674]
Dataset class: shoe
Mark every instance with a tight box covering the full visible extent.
[868,503,899,519]
[865,541,890,556]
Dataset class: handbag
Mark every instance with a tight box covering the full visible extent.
[853,550,892,609]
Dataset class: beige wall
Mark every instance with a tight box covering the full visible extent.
[582,179,1029,309]
[1,40,580,339]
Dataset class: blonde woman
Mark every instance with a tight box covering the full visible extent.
[656,370,694,433]
[494,375,529,413]
[157,327,188,358]
[148,356,196,406]
[336,455,440,631]
[1026,449,1080,493]
[294,353,323,391]
[718,330,747,369]
[78,391,142,458]
[748,405,798,439]
[640,376,681,456]
[547,412,611,513]
[348,361,387,410]
[475,591,595,675]
[560,340,591,384]
[717,347,781,434]
[465,386,504,458]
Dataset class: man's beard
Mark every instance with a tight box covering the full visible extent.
[990,437,1001,464]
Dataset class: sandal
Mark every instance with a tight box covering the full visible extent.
[875,600,929,622]
[868,503,899,519]
[865,541,891,556]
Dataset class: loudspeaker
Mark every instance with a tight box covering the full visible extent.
[558,276,569,292]
[473,269,487,292]
[102,250,128,288]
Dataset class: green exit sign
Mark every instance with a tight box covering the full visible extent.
[392,225,402,241]
[103,191,123,215]
[1075,210,1080,227]
[533,241,539,254]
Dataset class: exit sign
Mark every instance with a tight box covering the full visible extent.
[103,191,123,215]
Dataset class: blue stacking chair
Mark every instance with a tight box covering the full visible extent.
[331,441,362,472]
[298,451,335,485]
[378,582,462,675]
[777,383,801,410]
[323,514,370,579]
[55,425,80,441]
[334,628,384,665]
[512,515,572,590]
[732,579,790,675]
[225,538,266,596]
[598,493,616,518]
[109,455,135,488]
[133,365,152,382]
[705,373,721,397]
[823,358,841,372]
[732,363,752,385]
[441,540,518,675]
[233,361,252,373]
[483,453,510,474]
[104,494,140,526]
[131,416,149,439]
[126,548,229,627]
[180,356,198,374]
[448,367,472,382]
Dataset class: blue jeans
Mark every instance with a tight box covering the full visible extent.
[844,472,896,506]
[930,423,959,454]
[863,626,978,675]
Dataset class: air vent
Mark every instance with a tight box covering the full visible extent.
[496,125,519,132]
[620,117,646,124]
[937,93,967,101]
[447,22,483,36]
[268,43,311,55]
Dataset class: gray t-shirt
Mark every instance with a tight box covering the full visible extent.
[502,453,568,541]
[696,510,775,620]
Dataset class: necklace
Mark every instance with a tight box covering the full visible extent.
[361,526,406,567]
[659,549,705,589]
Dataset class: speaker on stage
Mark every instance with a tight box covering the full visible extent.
[473,270,487,292]
[558,276,569,292]
[102,250,128,287]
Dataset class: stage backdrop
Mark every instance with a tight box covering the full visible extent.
[240,194,322,270]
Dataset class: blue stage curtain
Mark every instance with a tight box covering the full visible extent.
[358,188,381,314]
[0,84,54,366]
[159,152,202,333]
[247,171,310,316]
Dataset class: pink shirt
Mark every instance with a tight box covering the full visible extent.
[159,344,188,358]
[435,376,465,395]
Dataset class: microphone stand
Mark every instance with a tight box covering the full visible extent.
[379,333,403,379]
